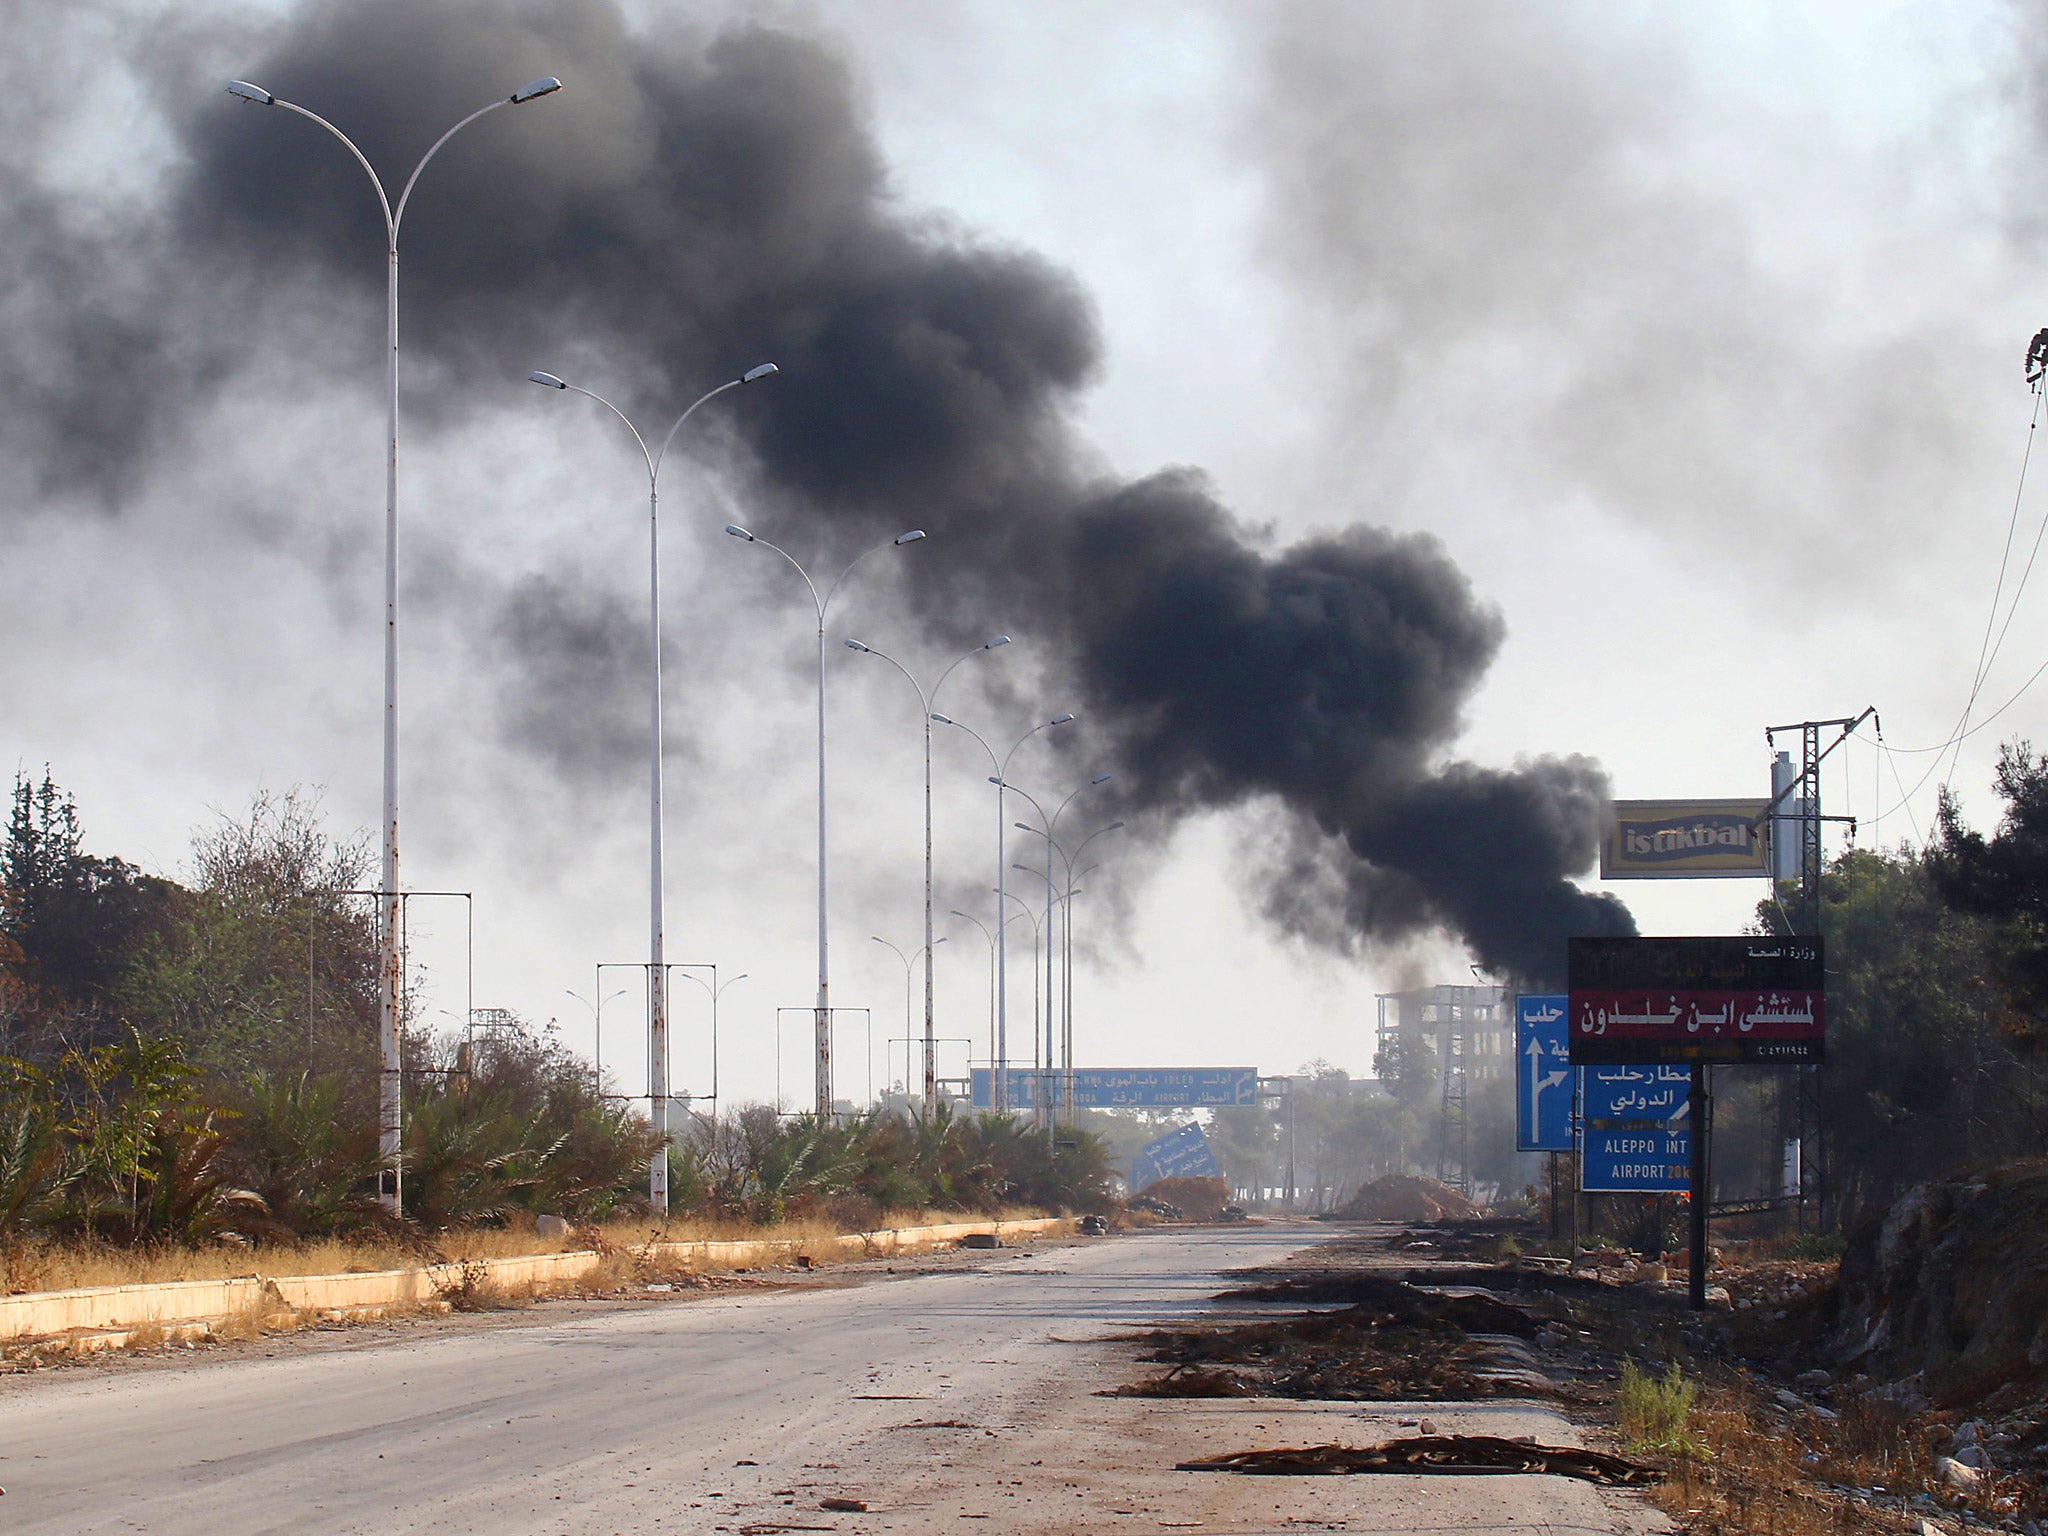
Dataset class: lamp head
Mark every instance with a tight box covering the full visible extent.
[1050,713,1075,726]
[1091,773,1112,785]
[1104,820,1127,832]
[225,80,275,105]
[510,76,563,104]
[724,524,756,542]
[528,371,568,389]
[894,529,927,545]
[986,635,1012,649]
[930,712,954,725]
[987,775,1003,786]
[843,639,871,653]
[1014,822,1036,834]
[741,362,779,383]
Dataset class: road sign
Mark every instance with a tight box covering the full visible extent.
[969,1067,1258,1110]
[1515,994,1573,1151]
[1579,1063,1691,1193]
[1131,1122,1222,1189]
[1568,935,1825,1064]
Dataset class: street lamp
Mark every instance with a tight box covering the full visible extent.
[673,970,747,1119]
[226,70,565,1214]
[1004,773,1112,1127]
[725,524,926,1115]
[872,936,945,1105]
[996,893,1041,1110]
[845,636,1009,1107]
[1016,822,1125,1124]
[948,909,997,1098]
[931,711,1074,1112]
[565,984,627,1098]
[528,363,776,1212]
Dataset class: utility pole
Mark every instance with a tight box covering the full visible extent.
[1762,708,1873,1235]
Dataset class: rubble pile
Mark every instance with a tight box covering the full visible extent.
[1114,1270,1556,1402]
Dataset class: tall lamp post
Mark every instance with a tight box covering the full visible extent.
[871,936,945,1103]
[725,525,927,1116]
[225,71,564,1213]
[845,636,1010,1106]
[1004,774,1112,1127]
[948,909,997,1094]
[673,970,746,1122]
[931,712,1074,1112]
[997,894,1041,1109]
[528,363,777,1211]
[1017,822,1124,1125]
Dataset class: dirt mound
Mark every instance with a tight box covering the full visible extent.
[1140,1176,1231,1222]
[1833,1160,2048,1418]
[1328,1175,1483,1222]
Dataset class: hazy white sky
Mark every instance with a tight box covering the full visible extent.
[6,0,2047,1107]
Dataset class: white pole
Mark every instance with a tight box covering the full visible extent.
[227,76,562,1214]
[378,212,402,1215]
[816,608,830,1117]
[995,782,1008,1111]
[530,365,772,1210]
[647,480,668,1210]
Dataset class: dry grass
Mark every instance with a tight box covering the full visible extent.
[1641,1366,2044,1536]
[0,1206,1042,1295]
[1650,1370,1906,1536]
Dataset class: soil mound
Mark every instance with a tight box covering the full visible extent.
[1328,1175,1482,1222]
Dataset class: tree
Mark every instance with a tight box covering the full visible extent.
[2,770,176,1053]
[1932,741,2048,1052]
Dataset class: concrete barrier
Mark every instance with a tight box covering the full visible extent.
[0,1215,1072,1346]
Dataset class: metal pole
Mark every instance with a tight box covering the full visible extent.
[922,710,936,1107]
[376,179,403,1218]
[1688,1063,1711,1311]
[816,609,830,1117]
[995,783,1008,1110]
[647,481,669,1210]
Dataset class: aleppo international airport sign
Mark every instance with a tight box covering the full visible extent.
[1567,935,1825,1066]
[1599,799,1773,880]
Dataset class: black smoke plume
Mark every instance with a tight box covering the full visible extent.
[0,0,1632,986]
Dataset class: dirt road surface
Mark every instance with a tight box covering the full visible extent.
[0,1223,1672,1535]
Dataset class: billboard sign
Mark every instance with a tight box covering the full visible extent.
[1131,1122,1222,1190]
[1600,799,1773,880]
[1515,994,1573,1151]
[1568,936,1825,1065]
[969,1067,1258,1110]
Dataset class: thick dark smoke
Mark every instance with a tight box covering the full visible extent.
[1,0,1632,986]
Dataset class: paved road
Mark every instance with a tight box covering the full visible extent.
[0,1224,1668,1535]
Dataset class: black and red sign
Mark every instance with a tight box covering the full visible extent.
[1567,936,1824,1065]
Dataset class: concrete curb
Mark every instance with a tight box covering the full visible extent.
[0,1216,1071,1347]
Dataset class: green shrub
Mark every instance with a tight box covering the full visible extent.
[1617,1360,1699,1458]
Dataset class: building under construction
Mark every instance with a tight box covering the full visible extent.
[1373,984,1510,1196]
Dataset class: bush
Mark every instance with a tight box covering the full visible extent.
[1617,1360,1699,1458]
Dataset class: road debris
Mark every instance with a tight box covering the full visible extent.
[819,1496,868,1511]
[1177,1434,1663,1485]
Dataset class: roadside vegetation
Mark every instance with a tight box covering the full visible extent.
[0,772,1108,1287]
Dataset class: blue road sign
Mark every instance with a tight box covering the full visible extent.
[1579,1063,1692,1193]
[1516,994,1574,1151]
[1131,1122,1222,1190]
[968,1067,1258,1110]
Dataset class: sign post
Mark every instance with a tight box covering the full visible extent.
[1569,936,1825,1310]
